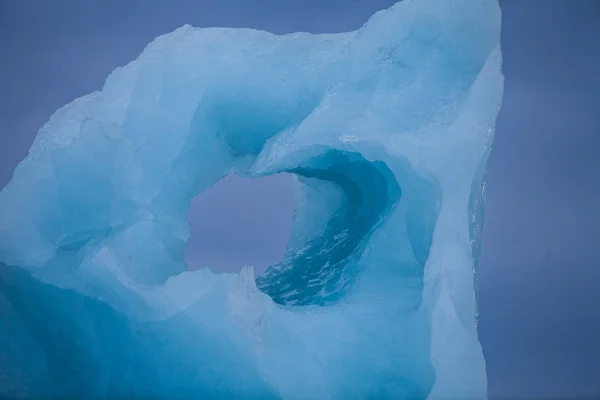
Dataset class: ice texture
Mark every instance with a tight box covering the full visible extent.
[0,0,503,398]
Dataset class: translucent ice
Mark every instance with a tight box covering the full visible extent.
[0,0,503,398]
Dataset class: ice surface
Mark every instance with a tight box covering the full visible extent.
[0,0,503,398]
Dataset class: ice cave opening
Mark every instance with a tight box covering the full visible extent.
[185,173,294,276]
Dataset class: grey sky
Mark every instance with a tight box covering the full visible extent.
[479,2,600,398]
[0,1,599,398]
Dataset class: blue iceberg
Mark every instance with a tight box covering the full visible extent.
[0,0,503,398]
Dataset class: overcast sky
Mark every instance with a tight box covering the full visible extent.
[1,1,599,398]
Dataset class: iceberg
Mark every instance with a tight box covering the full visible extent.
[0,0,503,398]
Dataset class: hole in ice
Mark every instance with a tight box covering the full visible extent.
[185,173,294,276]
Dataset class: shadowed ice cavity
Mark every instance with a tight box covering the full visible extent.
[257,150,403,306]
[0,0,503,398]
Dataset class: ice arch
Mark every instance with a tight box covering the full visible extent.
[0,0,503,398]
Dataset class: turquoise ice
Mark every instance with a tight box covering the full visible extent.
[0,0,503,398]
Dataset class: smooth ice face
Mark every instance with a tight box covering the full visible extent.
[0,0,503,398]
